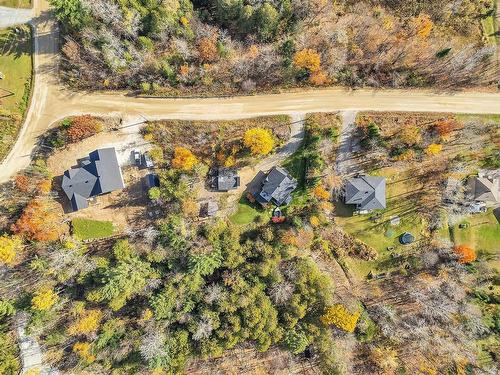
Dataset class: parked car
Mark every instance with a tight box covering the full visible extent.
[142,152,154,168]
[133,150,141,165]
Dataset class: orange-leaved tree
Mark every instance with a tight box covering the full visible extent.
[171,147,198,171]
[293,49,321,72]
[434,118,461,139]
[320,303,361,332]
[412,14,433,38]
[198,37,219,62]
[454,245,476,264]
[243,128,275,155]
[11,199,64,242]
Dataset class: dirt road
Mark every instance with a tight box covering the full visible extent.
[0,0,500,183]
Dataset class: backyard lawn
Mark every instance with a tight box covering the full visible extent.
[230,197,270,226]
[72,218,115,240]
[0,25,32,159]
[336,167,429,278]
[452,209,500,255]
[0,0,31,7]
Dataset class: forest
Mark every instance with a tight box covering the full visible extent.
[49,0,498,94]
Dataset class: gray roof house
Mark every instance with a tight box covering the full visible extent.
[212,168,240,191]
[256,166,297,206]
[343,175,386,211]
[470,176,499,204]
[62,148,125,211]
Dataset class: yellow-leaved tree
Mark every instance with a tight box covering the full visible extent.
[312,185,330,200]
[73,342,96,363]
[293,49,321,72]
[0,235,22,266]
[243,128,275,155]
[426,143,442,155]
[68,309,103,336]
[171,147,198,171]
[32,287,58,311]
[320,304,361,332]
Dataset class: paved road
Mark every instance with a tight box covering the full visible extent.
[0,6,33,28]
[0,0,500,183]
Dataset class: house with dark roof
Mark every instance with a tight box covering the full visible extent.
[255,166,297,207]
[211,168,240,191]
[62,148,125,211]
[343,175,386,212]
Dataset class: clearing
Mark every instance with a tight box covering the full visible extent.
[0,25,32,160]
[71,218,114,241]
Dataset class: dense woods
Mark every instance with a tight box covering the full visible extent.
[50,0,498,93]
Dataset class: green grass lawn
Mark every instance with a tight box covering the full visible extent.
[230,197,270,226]
[0,26,32,159]
[480,0,498,46]
[336,167,429,278]
[452,209,500,255]
[72,218,114,240]
[0,0,31,7]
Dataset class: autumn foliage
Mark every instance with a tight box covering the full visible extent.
[320,304,361,332]
[243,127,275,155]
[312,185,330,200]
[293,49,321,72]
[68,309,104,336]
[412,14,433,38]
[14,174,30,193]
[11,199,64,242]
[434,118,461,139]
[0,235,22,266]
[171,147,198,171]
[454,245,476,264]
[198,37,218,62]
[425,143,442,156]
[66,115,103,143]
[32,287,58,311]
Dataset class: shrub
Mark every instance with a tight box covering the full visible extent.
[66,115,102,143]
[243,128,275,155]
[73,342,96,363]
[171,147,198,171]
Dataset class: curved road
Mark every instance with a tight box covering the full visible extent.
[0,0,499,183]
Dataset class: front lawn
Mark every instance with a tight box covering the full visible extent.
[0,26,32,160]
[72,218,114,240]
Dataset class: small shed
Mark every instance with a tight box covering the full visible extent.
[200,201,219,217]
[399,232,415,245]
[211,168,240,191]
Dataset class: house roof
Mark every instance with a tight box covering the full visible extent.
[62,148,125,211]
[344,175,386,210]
[257,166,297,206]
[216,168,240,191]
[473,177,500,203]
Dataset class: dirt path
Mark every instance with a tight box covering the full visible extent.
[1,0,500,184]
[197,114,305,208]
